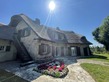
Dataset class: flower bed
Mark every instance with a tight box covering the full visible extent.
[33,59,69,78]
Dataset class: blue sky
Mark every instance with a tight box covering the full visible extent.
[0,0,109,46]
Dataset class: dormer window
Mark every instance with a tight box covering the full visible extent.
[58,33,65,40]
[47,29,66,41]
[54,32,65,40]
[54,32,58,40]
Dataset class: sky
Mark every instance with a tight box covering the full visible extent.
[0,0,109,46]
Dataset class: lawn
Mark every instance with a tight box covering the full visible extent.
[0,69,28,82]
[84,53,109,62]
[81,63,109,82]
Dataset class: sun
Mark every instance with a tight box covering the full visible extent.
[49,1,56,11]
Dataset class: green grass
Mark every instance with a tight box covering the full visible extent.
[84,53,109,62]
[81,63,109,82]
[0,69,28,82]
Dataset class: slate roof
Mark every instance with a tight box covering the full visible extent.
[9,14,92,44]
[0,25,15,41]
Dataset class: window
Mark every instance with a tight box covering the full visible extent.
[39,44,51,55]
[54,32,58,40]
[47,29,66,41]
[54,32,65,40]
[61,47,64,56]
[6,46,11,52]
[0,46,11,52]
[0,46,5,51]
[23,28,30,37]
[19,28,31,37]
[58,33,65,40]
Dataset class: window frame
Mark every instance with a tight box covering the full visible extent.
[5,46,11,52]
[20,27,31,37]
[39,44,51,55]
[0,46,11,52]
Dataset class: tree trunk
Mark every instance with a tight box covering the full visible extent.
[104,44,109,51]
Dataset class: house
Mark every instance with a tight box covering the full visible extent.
[0,14,92,63]
[0,23,17,62]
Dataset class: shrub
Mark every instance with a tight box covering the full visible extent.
[55,72,60,78]
[43,71,48,75]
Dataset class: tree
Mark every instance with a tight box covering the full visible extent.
[92,16,109,51]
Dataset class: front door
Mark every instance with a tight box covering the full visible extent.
[84,47,88,56]
[71,47,77,56]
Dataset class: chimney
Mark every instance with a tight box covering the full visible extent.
[34,18,40,25]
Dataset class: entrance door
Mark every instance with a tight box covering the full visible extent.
[84,47,88,56]
[71,47,77,56]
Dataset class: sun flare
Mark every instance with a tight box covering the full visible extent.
[49,1,56,11]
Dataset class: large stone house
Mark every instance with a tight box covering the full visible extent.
[0,14,92,63]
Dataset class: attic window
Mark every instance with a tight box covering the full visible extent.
[22,28,31,37]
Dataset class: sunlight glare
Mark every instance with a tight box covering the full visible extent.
[49,1,56,11]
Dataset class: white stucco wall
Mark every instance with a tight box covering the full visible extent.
[0,39,17,62]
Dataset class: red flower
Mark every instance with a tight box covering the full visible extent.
[53,66,57,70]
[58,67,63,72]
[61,65,64,69]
